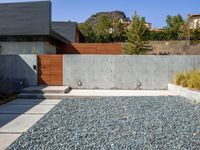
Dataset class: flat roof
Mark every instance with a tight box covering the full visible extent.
[52,22,79,42]
[0,1,51,36]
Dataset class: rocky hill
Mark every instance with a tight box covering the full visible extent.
[84,11,130,25]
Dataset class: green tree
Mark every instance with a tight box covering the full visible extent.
[79,22,97,43]
[112,20,126,42]
[95,15,113,42]
[179,15,191,44]
[148,30,168,41]
[164,14,185,40]
[123,12,150,55]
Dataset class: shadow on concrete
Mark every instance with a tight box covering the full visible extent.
[0,54,42,129]
[0,55,37,93]
[0,98,47,128]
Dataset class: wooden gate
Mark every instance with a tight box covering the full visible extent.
[38,55,63,86]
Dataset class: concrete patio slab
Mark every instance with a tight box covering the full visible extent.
[0,104,55,114]
[0,97,61,149]
[7,99,62,105]
[66,90,177,97]
[0,114,43,133]
[0,134,21,150]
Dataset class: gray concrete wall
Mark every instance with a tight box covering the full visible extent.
[63,55,200,90]
[0,42,56,54]
[0,55,37,93]
[43,42,57,54]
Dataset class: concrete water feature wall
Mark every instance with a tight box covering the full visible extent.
[63,55,200,90]
[0,55,37,93]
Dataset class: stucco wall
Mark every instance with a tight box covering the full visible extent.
[0,55,37,93]
[63,55,200,90]
[149,41,200,55]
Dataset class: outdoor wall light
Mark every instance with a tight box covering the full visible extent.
[19,81,23,85]
[136,81,142,89]
[77,81,82,86]
[33,65,37,71]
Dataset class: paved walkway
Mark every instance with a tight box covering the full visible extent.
[0,99,61,150]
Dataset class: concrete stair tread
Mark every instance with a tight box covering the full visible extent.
[22,86,71,94]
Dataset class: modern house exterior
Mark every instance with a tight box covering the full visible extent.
[0,1,84,55]
[52,22,84,43]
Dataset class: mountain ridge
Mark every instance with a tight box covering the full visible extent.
[81,10,130,25]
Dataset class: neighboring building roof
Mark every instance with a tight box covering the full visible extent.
[191,14,200,17]
[0,1,51,36]
[52,22,82,43]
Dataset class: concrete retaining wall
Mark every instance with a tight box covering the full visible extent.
[149,41,200,55]
[0,55,37,93]
[63,55,200,90]
[168,83,200,103]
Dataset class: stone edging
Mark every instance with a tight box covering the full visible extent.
[168,83,200,103]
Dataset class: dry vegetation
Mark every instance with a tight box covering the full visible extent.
[0,93,17,105]
[173,70,200,90]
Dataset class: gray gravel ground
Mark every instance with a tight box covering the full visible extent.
[7,96,200,150]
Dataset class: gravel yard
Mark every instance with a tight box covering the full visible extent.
[8,96,200,149]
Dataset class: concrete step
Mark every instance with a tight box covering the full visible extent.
[21,86,71,94]
[17,93,71,99]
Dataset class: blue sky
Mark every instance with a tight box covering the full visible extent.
[1,0,200,28]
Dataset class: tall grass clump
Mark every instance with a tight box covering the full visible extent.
[173,70,200,90]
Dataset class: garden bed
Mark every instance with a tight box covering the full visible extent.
[0,93,17,105]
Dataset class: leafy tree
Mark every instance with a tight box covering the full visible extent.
[123,12,150,55]
[95,15,113,42]
[148,30,168,41]
[111,20,126,42]
[164,14,185,40]
[191,29,200,41]
[79,22,97,43]
[179,15,191,43]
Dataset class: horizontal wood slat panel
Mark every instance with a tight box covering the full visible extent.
[50,75,63,85]
[38,55,51,65]
[39,75,51,85]
[38,55,63,86]
[60,43,122,54]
